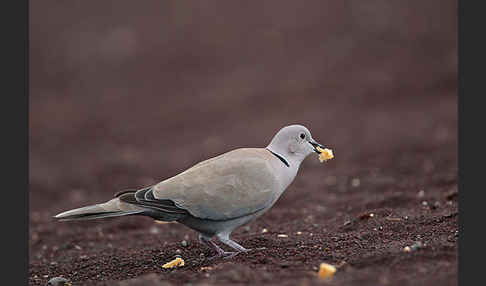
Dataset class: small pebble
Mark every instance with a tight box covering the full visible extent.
[351,178,360,187]
[411,241,424,250]
[296,231,302,235]
[46,277,71,286]
[261,228,268,233]
[422,201,428,206]
[403,241,424,252]
[277,234,288,238]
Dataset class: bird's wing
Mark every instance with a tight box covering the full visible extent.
[152,148,281,221]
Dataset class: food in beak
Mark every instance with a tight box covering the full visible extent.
[316,146,334,162]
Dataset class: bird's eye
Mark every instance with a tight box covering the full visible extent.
[300,133,306,139]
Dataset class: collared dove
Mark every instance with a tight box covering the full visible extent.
[54,124,329,258]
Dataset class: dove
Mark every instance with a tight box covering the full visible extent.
[54,124,330,258]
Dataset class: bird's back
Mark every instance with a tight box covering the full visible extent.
[152,148,281,221]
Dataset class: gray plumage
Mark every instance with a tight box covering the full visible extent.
[54,124,327,258]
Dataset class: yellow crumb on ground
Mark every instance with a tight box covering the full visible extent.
[277,234,289,238]
[162,257,185,269]
[316,146,334,162]
[318,263,337,279]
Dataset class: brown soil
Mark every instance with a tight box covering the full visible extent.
[29,1,457,285]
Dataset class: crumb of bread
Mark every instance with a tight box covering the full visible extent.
[162,257,185,268]
[316,146,334,162]
[318,262,336,279]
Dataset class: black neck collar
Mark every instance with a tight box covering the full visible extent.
[266,149,290,167]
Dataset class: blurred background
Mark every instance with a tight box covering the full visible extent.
[29,0,457,213]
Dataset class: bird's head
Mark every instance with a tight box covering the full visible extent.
[267,124,326,165]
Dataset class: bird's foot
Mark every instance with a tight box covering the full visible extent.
[200,236,240,260]
[217,236,252,253]
[207,251,239,260]
[206,246,266,260]
[222,251,241,259]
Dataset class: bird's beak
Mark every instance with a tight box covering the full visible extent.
[309,141,325,154]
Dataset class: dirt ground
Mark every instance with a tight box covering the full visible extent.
[29,1,457,285]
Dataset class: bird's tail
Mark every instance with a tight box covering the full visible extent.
[53,197,145,221]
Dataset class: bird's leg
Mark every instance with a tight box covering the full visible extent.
[199,234,236,259]
[216,233,251,258]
